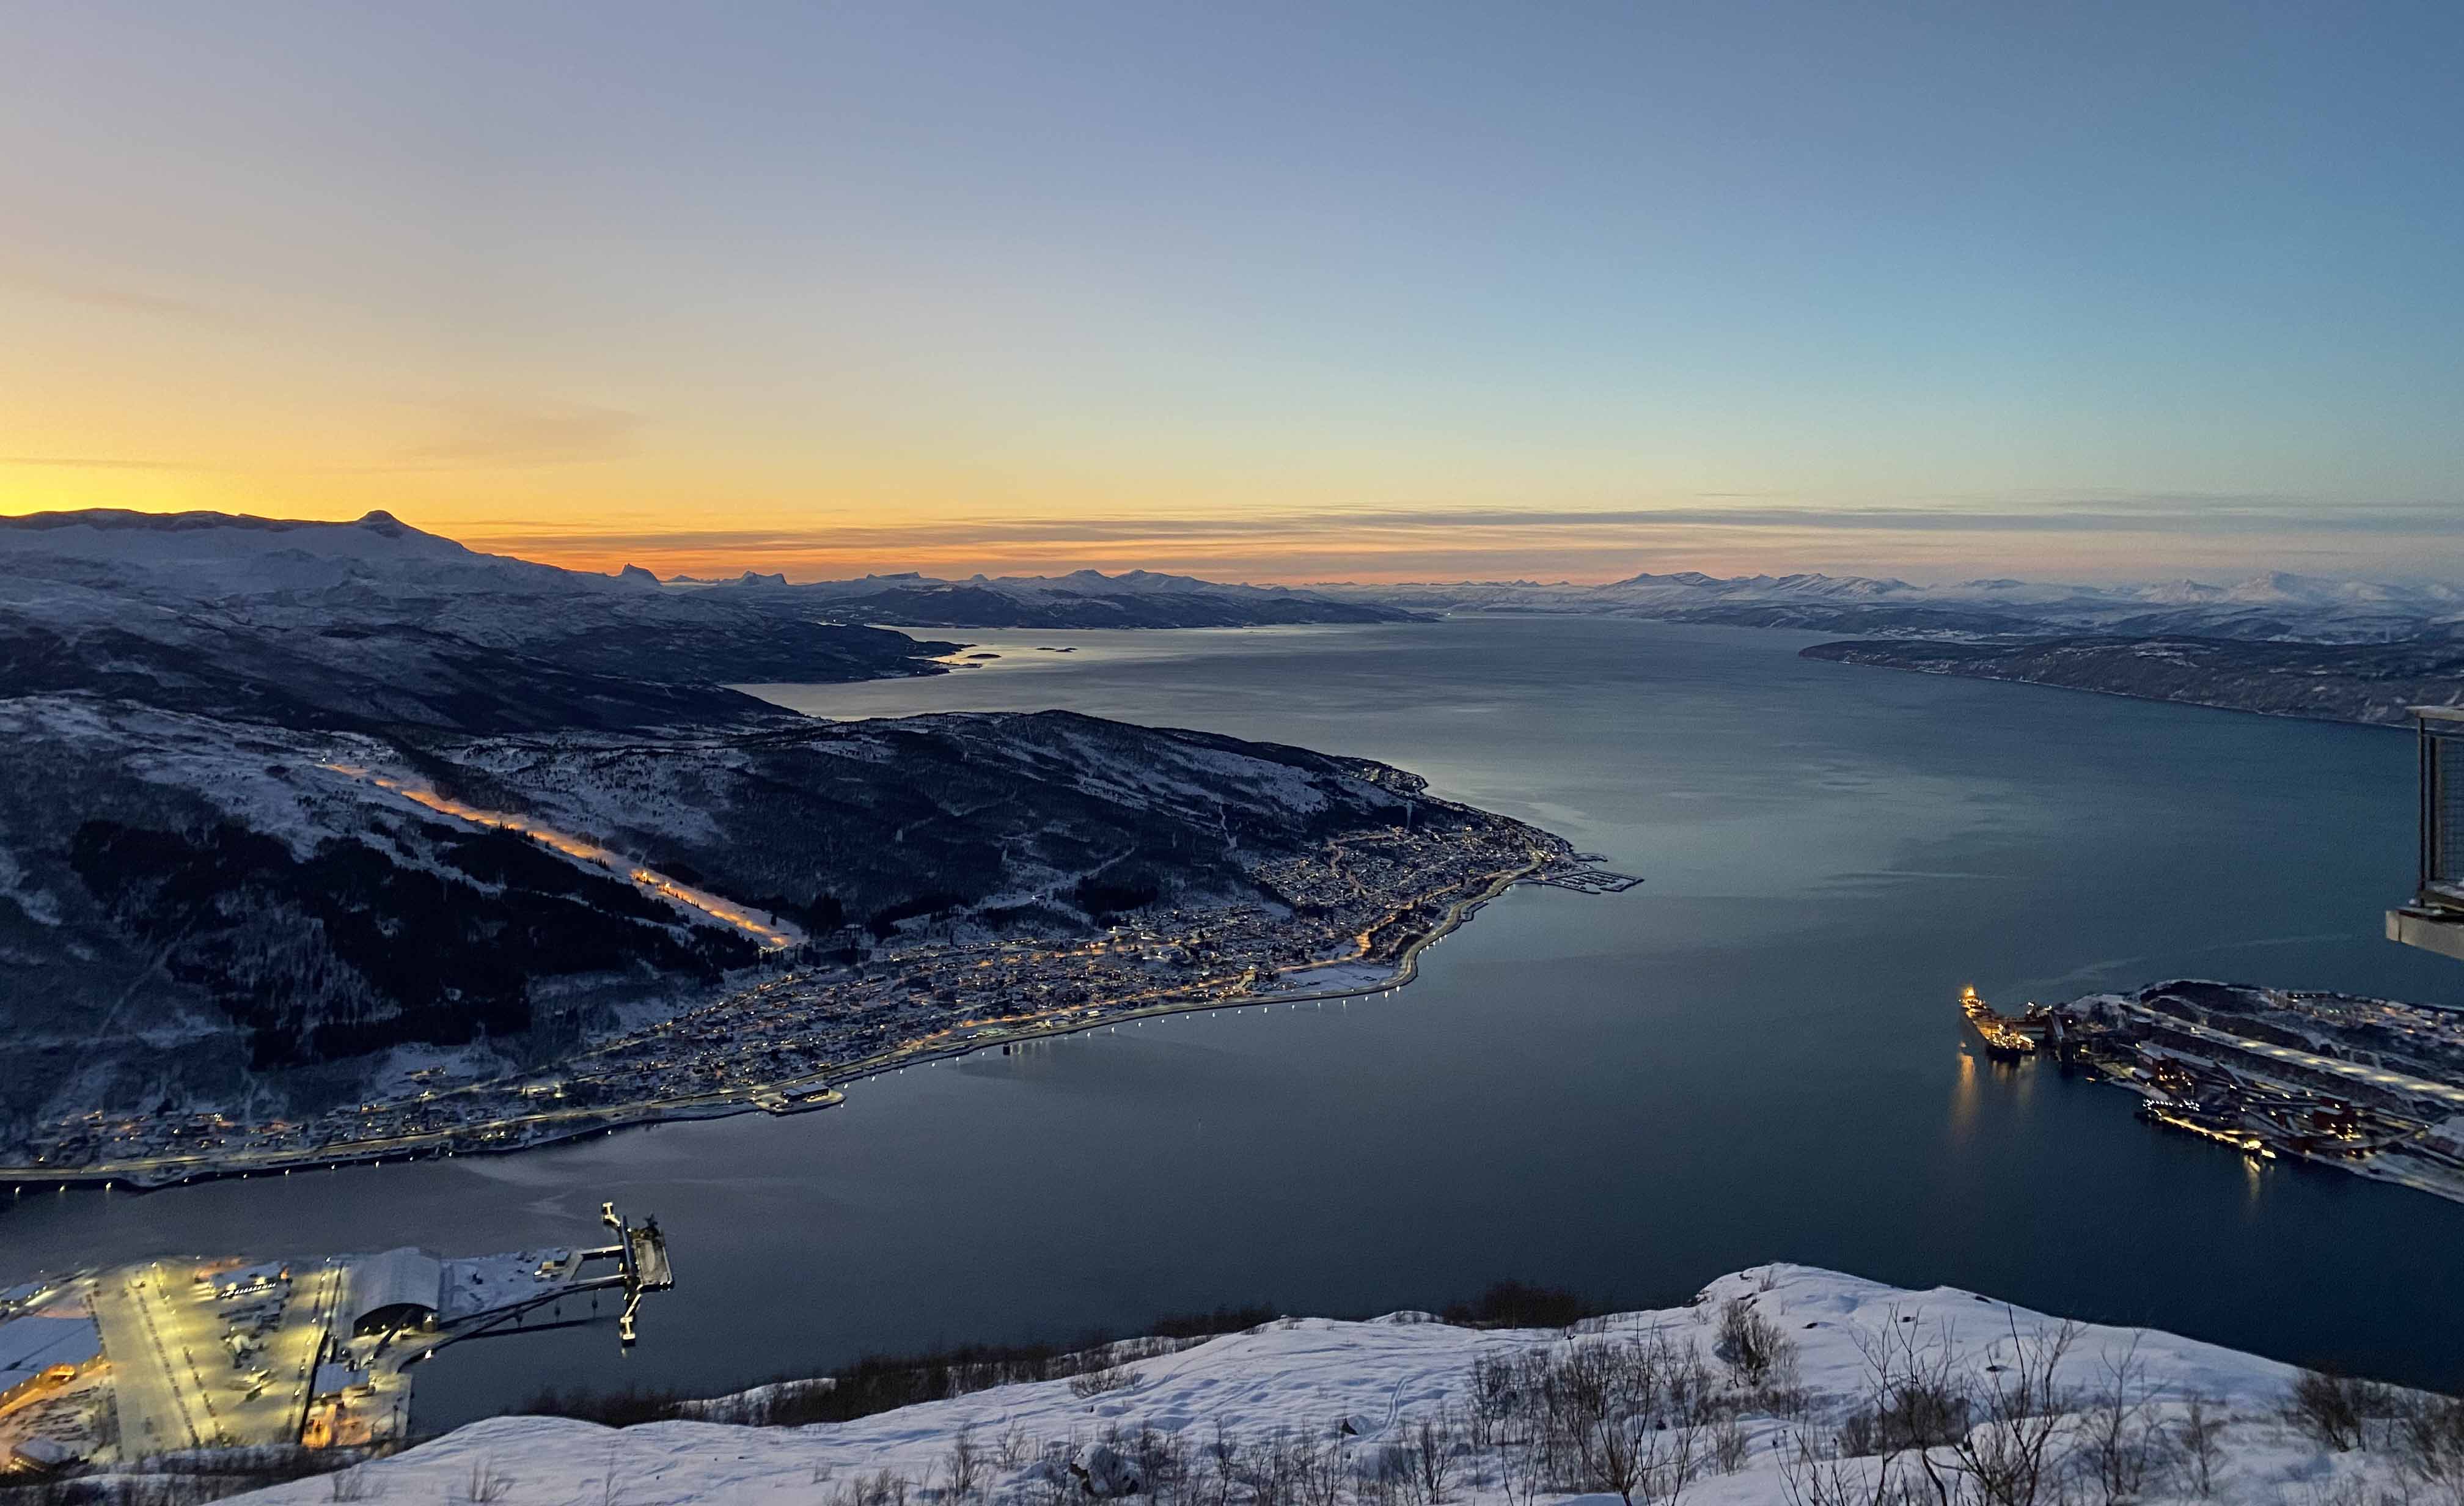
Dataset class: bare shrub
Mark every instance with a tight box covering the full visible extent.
[1775,1433,1900,1506]
[1588,1414,1696,1506]
[2287,1368,2405,1453]
[2074,1337,2168,1504]
[2394,1391,2464,1506]
[325,1467,381,1503]
[1709,1412,1751,1475]
[1715,1299,1798,1392]
[1228,1429,1293,1506]
[1287,1431,1346,1506]
[458,1460,512,1506]
[2175,1393,2226,1499]
[1399,1415,1460,1506]
[1913,1319,2081,1506]
[1493,1434,1542,1506]
[1832,1310,1968,1470]
[1069,1367,1143,1401]
[940,1424,982,1500]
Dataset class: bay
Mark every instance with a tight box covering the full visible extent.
[7,617,2457,1427]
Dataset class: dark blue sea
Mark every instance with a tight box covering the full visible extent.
[9,617,2457,1425]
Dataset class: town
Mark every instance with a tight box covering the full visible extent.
[6,823,1608,1191]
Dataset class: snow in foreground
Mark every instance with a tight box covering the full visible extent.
[236,1266,2441,1506]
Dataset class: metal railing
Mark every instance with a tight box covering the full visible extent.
[2419,708,2464,910]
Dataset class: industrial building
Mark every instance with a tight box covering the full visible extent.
[341,1247,441,1338]
[0,1315,103,1411]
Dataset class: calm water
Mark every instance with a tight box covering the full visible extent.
[8,617,2461,1427]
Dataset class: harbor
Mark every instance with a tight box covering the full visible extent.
[1958,982,2464,1202]
[0,1205,672,1476]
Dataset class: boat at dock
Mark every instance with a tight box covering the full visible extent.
[1959,986,2039,1059]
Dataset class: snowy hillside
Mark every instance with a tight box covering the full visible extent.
[0,691,1529,1142]
[219,1265,2452,1506]
[0,510,1540,1140]
[0,510,950,731]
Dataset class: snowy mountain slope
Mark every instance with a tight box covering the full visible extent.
[403,710,1473,951]
[0,510,952,731]
[0,690,1523,1142]
[0,698,768,1136]
[217,1265,2419,1506]
[0,511,1541,1138]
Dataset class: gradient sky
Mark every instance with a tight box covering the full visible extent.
[5,2,2460,583]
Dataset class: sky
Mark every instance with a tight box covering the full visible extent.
[4,2,2461,585]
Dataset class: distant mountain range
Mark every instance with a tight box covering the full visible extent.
[1802,634,2464,727]
[660,566,1423,628]
[1308,568,2464,644]
[0,510,1502,1143]
[1310,568,2464,726]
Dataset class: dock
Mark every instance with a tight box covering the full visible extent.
[1536,869,1643,895]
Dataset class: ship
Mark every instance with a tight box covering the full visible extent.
[1959,986,2038,1060]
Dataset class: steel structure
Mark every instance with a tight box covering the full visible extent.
[2389,706,2464,963]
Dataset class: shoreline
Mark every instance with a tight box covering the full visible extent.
[1797,645,2424,732]
[2,854,1569,1198]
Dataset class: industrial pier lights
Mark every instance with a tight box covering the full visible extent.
[599,1200,674,1347]
[2388,706,2464,964]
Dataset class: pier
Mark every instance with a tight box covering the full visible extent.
[1536,868,1643,894]
[0,1205,679,1468]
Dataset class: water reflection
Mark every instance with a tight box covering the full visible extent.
[9,617,2464,1426]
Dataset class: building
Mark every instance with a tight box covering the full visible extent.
[2388,706,2464,964]
[341,1247,442,1337]
[0,1315,103,1411]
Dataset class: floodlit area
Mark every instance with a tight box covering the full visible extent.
[0,1209,672,1475]
[315,763,803,949]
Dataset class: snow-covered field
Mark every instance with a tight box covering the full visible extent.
[226,1266,2443,1506]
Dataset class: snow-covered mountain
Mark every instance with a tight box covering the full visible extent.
[206,1264,2434,1506]
[680,568,1425,628]
[1309,569,2464,643]
[0,510,952,730]
[0,691,1492,1140]
[0,510,1522,1139]
[1802,633,2464,727]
